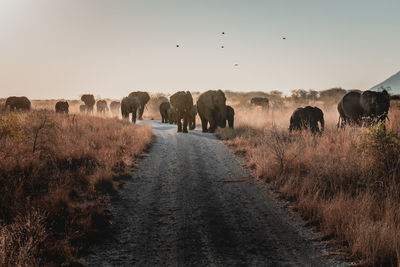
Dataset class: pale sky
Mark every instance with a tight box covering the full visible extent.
[0,0,399,99]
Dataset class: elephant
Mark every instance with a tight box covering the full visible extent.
[159,101,171,123]
[157,96,169,108]
[79,105,87,113]
[226,105,235,129]
[128,91,150,120]
[121,96,141,123]
[55,101,69,114]
[337,90,390,127]
[170,91,194,133]
[289,106,324,134]
[96,100,109,116]
[167,106,178,124]
[110,101,121,116]
[251,97,269,108]
[188,104,197,130]
[197,90,227,133]
[81,94,95,113]
[5,96,31,111]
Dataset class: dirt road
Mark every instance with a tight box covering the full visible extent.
[86,121,343,266]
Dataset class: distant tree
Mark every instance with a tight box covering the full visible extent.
[319,87,347,106]
[290,89,308,104]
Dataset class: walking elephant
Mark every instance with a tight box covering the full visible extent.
[110,101,121,116]
[121,96,141,123]
[96,100,109,116]
[128,91,150,120]
[81,94,95,113]
[5,96,31,111]
[55,101,69,114]
[188,104,197,130]
[226,105,235,129]
[289,106,324,134]
[159,102,171,123]
[337,90,390,127]
[170,91,194,133]
[197,90,227,133]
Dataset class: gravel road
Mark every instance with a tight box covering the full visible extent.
[86,120,343,267]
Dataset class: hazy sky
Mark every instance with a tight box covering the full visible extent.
[1,0,399,99]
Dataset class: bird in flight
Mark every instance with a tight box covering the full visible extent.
[234,63,238,66]
[221,46,224,48]
[282,37,286,40]
[176,44,180,47]
[222,32,225,35]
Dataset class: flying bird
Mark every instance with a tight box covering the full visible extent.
[222,32,225,34]
[282,37,286,40]
[221,46,224,48]
[176,44,180,47]
[234,64,238,66]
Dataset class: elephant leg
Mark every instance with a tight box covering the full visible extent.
[229,119,234,129]
[190,115,196,130]
[132,111,137,123]
[200,117,208,132]
[138,107,144,120]
[209,119,217,133]
[177,119,183,132]
[183,114,188,133]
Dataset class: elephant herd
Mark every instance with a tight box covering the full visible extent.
[3,89,391,134]
[159,90,235,133]
[289,89,391,134]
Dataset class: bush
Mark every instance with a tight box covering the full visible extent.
[0,111,152,266]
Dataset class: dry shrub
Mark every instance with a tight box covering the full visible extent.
[220,102,400,266]
[0,110,152,266]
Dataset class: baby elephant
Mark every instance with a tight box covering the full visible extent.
[289,106,324,134]
[160,102,171,123]
[55,101,69,114]
[226,105,234,129]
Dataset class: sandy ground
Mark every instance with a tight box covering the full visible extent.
[86,120,344,267]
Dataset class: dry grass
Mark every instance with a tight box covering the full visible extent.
[0,109,152,266]
[218,99,400,266]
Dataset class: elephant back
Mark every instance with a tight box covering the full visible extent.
[122,97,140,112]
[338,92,363,122]
[55,101,69,112]
[81,94,95,107]
[110,101,121,110]
[5,96,31,111]
[97,100,108,109]
[170,91,193,112]
[160,101,170,111]
[360,90,390,119]
[128,91,150,105]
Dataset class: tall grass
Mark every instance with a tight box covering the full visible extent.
[0,110,152,266]
[218,101,400,266]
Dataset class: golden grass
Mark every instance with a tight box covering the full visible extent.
[217,100,400,266]
[0,110,152,266]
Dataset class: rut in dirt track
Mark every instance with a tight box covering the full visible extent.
[86,120,342,267]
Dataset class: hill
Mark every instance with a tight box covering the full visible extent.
[370,71,400,95]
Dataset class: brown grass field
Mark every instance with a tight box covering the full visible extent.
[0,108,152,266]
[1,92,399,266]
[218,98,400,266]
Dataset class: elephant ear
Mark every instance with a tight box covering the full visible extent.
[217,89,227,101]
